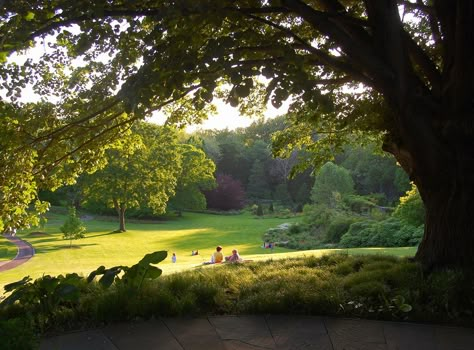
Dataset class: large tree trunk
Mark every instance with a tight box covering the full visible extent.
[363,0,474,269]
[113,199,127,232]
[416,178,474,268]
[386,105,474,269]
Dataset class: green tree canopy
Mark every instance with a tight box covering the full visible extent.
[311,162,354,208]
[60,207,86,248]
[338,145,410,204]
[394,183,425,227]
[82,123,182,231]
[166,143,216,214]
[1,1,473,267]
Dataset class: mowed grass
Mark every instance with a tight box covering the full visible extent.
[0,211,417,288]
[0,239,17,262]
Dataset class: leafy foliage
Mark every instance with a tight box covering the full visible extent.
[1,273,85,333]
[1,1,473,267]
[0,317,39,350]
[81,123,182,230]
[87,251,167,292]
[311,162,354,208]
[340,218,423,248]
[393,183,425,227]
[338,145,410,204]
[204,174,245,211]
[60,207,86,247]
[167,143,216,214]
[0,251,167,334]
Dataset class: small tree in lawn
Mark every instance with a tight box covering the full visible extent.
[60,207,86,248]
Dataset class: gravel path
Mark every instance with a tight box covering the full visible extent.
[0,234,35,272]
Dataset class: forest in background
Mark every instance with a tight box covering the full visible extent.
[39,115,423,249]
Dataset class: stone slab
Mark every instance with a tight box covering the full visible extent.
[38,316,474,350]
[384,322,436,350]
[102,320,183,350]
[266,315,333,350]
[434,325,474,350]
[40,329,118,350]
[163,317,226,350]
[325,318,387,350]
[210,315,276,349]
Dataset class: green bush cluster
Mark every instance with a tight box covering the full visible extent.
[393,184,425,226]
[285,181,425,249]
[339,218,423,248]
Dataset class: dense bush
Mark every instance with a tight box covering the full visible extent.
[340,218,423,248]
[302,204,362,245]
[344,194,376,214]
[393,184,425,227]
[303,204,338,233]
[325,216,358,243]
[204,174,246,211]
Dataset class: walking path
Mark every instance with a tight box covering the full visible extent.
[41,315,474,349]
[0,234,35,272]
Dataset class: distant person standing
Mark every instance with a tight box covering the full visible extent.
[171,252,177,263]
[211,246,224,263]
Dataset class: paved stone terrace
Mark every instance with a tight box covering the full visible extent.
[41,315,474,349]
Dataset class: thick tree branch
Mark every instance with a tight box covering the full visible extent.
[402,30,441,96]
[415,0,442,50]
[240,11,374,86]
[235,7,290,14]
[282,0,393,91]
[398,0,435,15]
[26,9,163,42]
[27,99,120,145]
[33,110,133,177]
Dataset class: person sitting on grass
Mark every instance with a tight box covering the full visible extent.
[210,246,223,264]
[225,249,242,263]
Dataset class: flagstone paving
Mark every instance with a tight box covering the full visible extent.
[40,315,474,350]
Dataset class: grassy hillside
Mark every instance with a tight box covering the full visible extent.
[0,211,416,288]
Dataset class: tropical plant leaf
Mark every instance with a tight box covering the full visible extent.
[56,284,80,302]
[87,265,106,283]
[139,251,167,265]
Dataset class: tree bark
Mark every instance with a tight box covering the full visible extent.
[113,199,127,232]
[118,207,126,232]
[385,103,474,269]
[416,178,474,268]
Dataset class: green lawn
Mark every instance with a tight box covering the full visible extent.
[0,211,417,288]
[0,238,17,262]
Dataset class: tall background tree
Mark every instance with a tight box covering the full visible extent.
[1,1,472,268]
[82,123,182,231]
[166,143,216,215]
[311,162,354,208]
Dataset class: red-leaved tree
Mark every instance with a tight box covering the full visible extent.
[204,174,245,211]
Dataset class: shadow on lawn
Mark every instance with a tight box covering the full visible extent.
[32,243,99,254]
[85,230,125,239]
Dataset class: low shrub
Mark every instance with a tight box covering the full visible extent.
[0,317,39,350]
[340,218,423,248]
[2,253,473,345]
[325,216,357,243]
